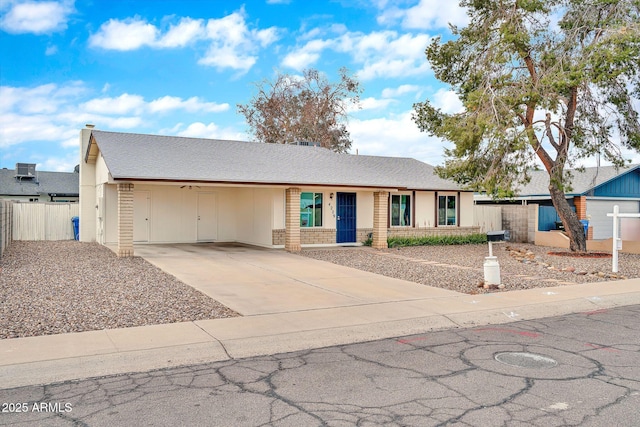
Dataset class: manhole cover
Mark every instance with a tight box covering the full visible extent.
[495,352,558,369]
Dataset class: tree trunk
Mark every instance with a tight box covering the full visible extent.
[549,182,587,252]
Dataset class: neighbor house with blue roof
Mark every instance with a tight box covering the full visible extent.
[476,164,640,240]
[78,126,478,256]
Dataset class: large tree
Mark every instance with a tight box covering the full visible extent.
[413,0,640,251]
[237,68,362,153]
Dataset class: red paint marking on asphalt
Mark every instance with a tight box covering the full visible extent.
[583,309,608,316]
[585,343,620,353]
[397,337,428,344]
[475,328,541,338]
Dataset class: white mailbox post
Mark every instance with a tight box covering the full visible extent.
[607,205,640,273]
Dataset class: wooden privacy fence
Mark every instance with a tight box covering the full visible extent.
[473,205,502,234]
[13,202,79,241]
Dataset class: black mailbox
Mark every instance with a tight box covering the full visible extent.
[487,230,510,242]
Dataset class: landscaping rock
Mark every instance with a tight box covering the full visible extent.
[0,241,239,339]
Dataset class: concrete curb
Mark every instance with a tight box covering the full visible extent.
[2,279,638,389]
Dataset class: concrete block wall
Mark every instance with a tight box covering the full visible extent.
[501,205,529,243]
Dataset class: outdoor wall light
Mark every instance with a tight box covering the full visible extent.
[329,193,334,200]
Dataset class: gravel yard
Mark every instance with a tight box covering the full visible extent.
[2,240,638,340]
[299,243,640,294]
[0,241,239,339]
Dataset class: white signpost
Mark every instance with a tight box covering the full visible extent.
[607,205,640,273]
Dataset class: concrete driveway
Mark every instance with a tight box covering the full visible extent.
[135,243,460,316]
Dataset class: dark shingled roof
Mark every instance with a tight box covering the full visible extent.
[0,168,79,197]
[90,130,462,191]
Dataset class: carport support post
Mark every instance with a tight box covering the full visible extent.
[372,191,388,249]
[285,187,302,252]
[117,183,134,257]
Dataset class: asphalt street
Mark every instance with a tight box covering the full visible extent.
[1,304,639,426]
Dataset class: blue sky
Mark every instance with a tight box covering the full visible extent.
[1,0,473,172]
[2,0,636,173]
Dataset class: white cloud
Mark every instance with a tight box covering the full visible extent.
[349,32,432,80]
[282,39,331,70]
[0,82,85,114]
[174,122,247,141]
[381,84,420,98]
[377,0,469,30]
[45,44,57,55]
[349,97,394,113]
[282,30,432,80]
[103,116,143,129]
[81,93,145,115]
[79,93,228,116]
[0,0,74,34]
[89,17,158,50]
[148,96,228,114]
[60,136,79,148]
[282,50,320,70]
[1,82,231,152]
[89,10,280,73]
[431,88,463,114]
[349,110,449,165]
[39,154,78,172]
[198,10,279,72]
[0,112,70,147]
[155,17,203,48]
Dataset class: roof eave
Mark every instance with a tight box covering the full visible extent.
[85,134,99,164]
[110,176,411,190]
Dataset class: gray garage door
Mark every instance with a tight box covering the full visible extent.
[586,200,640,240]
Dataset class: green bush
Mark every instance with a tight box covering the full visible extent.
[362,233,487,247]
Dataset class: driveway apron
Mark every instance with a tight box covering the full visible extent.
[135,243,460,316]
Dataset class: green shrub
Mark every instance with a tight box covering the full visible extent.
[362,233,487,247]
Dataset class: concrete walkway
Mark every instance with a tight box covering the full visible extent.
[2,243,640,389]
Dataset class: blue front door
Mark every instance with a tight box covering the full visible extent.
[336,192,356,243]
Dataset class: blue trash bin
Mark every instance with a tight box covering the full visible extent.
[71,216,79,240]
[579,219,589,238]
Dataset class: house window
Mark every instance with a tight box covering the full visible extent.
[391,194,411,226]
[438,195,457,226]
[300,192,323,227]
